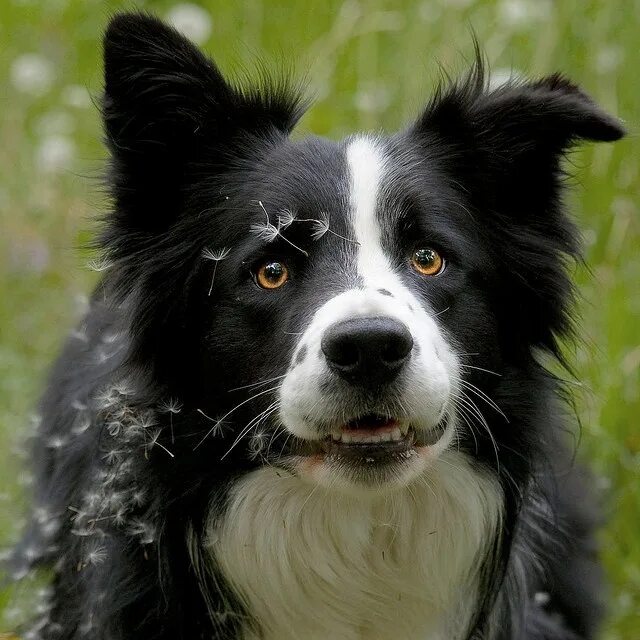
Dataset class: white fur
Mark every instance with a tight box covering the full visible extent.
[212,452,503,640]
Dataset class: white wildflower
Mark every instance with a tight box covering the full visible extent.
[61,84,91,108]
[354,84,390,114]
[10,53,54,95]
[166,3,213,44]
[35,111,74,136]
[35,135,76,174]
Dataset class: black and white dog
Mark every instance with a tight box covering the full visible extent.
[12,12,624,640]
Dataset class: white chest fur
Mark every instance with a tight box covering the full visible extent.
[210,452,502,640]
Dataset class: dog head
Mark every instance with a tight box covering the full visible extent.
[100,14,623,494]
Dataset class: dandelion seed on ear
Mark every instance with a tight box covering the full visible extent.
[202,247,231,296]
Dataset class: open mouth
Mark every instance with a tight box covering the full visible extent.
[332,414,405,444]
[309,413,443,461]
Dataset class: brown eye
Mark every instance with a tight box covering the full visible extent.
[256,261,289,289]
[410,248,444,276]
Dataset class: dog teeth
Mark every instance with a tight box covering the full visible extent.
[331,427,406,444]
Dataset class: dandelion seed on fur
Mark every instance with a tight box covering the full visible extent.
[202,247,231,296]
[310,211,359,244]
[86,257,113,273]
[147,430,175,458]
[128,519,156,545]
[160,397,182,443]
[277,208,296,228]
[251,201,309,256]
[86,546,107,566]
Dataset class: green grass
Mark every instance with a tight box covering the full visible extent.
[0,0,638,636]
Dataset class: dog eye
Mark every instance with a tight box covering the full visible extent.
[256,261,289,289]
[410,248,445,276]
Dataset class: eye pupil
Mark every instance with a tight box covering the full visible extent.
[415,249,436,266]
[264,262,283,280]
[410,248,444,276]
[256,260,289,289]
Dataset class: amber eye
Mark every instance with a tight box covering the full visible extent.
[410,248,445,276]
[256,261,289,289]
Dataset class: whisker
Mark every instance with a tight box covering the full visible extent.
[459,363,502,377]
[227,374,286,393]
[193,386,281,450]
[456,378,508,420]
[221,400,281,460]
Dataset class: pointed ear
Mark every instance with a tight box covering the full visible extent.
[414,58,624,209]
[102,12,306,231]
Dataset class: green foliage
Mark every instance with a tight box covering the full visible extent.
[0,1,637,636]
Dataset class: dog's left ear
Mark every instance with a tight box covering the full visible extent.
[414,64,625,214]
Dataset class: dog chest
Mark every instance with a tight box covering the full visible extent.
[210,454,502,640]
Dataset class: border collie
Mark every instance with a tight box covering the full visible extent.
[11,12,624,640]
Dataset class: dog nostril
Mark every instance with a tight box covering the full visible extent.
[381,337,413,365]
[321,317,413,388]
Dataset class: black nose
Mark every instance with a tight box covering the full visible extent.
[321,316,414,388]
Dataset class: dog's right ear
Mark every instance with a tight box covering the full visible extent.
[103,12,305,232]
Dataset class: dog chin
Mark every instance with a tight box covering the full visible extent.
[283,415,456,496]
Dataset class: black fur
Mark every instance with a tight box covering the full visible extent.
[10,12,623,640]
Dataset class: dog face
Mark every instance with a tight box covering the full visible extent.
[101,15,623,494]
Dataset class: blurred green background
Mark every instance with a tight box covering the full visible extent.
[0,0,637,636]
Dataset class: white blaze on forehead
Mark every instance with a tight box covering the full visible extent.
[346,136,393,287]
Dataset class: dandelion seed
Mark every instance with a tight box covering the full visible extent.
[71,399,87,411]
[147,430,175,458]
[128,519,156,544]
[310,211,359,244]
[86,257,113,273]
[23,545,41,561]
[248,431,267,460]
[106,421,123,437]
[78,613,95,634]
[46,435,67,450]
[101,331,121,344]
[196,409,227,438]
[102,448,123,465]
[202,246,231,296]
[113,508,128,527]
[160,397,182,443]
[251,201,309,255]
[71,414,91,435]
[277,208,296,228]
[160,398,182,414]
[70,327,89,343]
[130,489,146,507]
[33,507,51,524]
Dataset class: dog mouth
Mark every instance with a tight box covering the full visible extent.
[295,413,445,462]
